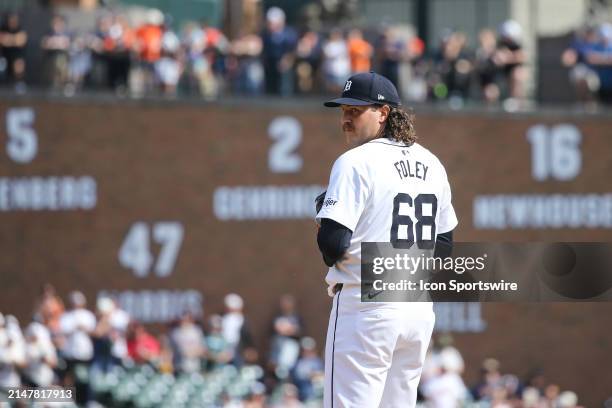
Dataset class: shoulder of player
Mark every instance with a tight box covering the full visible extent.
[411,142,448,170]
[333,144,370,169]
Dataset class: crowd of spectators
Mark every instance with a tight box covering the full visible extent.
[1,284,585,408]
[420,335,583,408]
[0,6,538,108]
[0,285,325,407]
[0,6,611,108]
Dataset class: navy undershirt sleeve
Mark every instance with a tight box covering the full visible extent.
[434,230,454,259]
[317,218,353,267]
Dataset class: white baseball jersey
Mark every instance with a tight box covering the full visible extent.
[318,137,457,408]
[316,138,458,286]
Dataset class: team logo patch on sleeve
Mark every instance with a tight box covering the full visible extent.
[324,198,338,207]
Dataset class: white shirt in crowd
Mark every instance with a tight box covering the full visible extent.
[421,346,467,408]
[170,323,205,373]
[155,57,181,86]
[421,372,468,408]
[0,317,26,388]
[323,39,350,81]
[222,313,244,347]
[110,307,130,359]
[59,307,96,361]
[23,323,57,387]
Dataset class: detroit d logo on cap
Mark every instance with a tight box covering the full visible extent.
[344,80,352,92]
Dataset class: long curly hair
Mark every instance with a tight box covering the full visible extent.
[382,106,417,145]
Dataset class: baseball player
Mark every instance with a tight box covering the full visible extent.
[315,71,457,407]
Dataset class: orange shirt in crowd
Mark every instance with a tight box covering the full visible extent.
[348,38,373,73]
[204,27,223,48]
[135,24,162,62]
[103,25,135,53]
[38,295,64,333]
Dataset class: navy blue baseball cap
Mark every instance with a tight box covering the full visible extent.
[324,71,401,107]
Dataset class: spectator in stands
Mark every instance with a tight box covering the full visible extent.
[561,25,600,106]
[291,337,324,402]
[322,28,350,93]
[66,32,94,95]
[191,22,229,99]
[521,387,542,408]
[221,293,256,366]
[201,20,229,98]
[222,293,244,354]
[421,335,468,407]
[169,312,206,373]
[0,313,25,388]
[268,294,302,379]
[0,12,27,91]
[558,391,580,408]
[181,21,207,96]
[490,386,512,408]
[435,30,473,102]
[422,365,468,407]
[205,314,232,368]
[134,9,164,95]
[495,20,527,104]
[104,14,134,94]
[544,384,561,406]
[90,296,129,373]
[295,30,322,93]
[23,322,57,387]
[57,291,96,405]
[155,22,182,97]
[109,298,130,358]
[475,28,501,103]
[127,321,161,364]
[472,357,503,400]
[347,28,372,74]
[500,374,522,405]
[41,15,72,91]
[261,7,297,95]
[584,23,612,105]
[228,29,264,95]
[400,28,428,102]
[58,291,96,365]
[376,27,404,88]
[34,283,64,336]
[89,14,112,88]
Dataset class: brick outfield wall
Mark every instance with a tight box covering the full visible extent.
[0,99,610,405]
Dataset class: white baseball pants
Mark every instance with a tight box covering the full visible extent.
[324,285,435,408]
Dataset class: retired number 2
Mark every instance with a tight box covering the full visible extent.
[390,193,437,249]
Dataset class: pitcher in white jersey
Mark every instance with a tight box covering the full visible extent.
[315,71,458,408]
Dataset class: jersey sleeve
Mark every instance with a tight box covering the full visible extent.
[316,152,370,231]
[437,165,458,234]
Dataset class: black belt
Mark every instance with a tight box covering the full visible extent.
[332,283,343,294]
